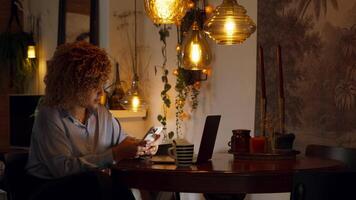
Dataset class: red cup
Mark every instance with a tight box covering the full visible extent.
[250,136,266,153]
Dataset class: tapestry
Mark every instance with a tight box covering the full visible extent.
[255,0,356,150]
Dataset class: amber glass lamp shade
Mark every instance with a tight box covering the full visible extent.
[144,0,190,24]
[182,21,212,70]
[204,0,256,45]
[121,78,146,112]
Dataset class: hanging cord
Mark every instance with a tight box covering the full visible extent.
[6,0,23,32]
[133,0,138,80]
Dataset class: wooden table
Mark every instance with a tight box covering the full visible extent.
[111,153,344,194]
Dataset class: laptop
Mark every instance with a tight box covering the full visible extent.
[150,115,221,164]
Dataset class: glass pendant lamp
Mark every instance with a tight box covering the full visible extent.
[121,0,146,112]
[121,74,146,112]
[144,0,190,24]
[182,21,212,70]
[204,0,256,45]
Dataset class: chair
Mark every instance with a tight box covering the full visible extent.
[290,171,356,200]
[3,151,30,200]
[305,144,356,170]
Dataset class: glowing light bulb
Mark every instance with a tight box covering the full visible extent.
[132,95,140,112]
[190,43,202,65]
[182,21,212,70]
[27,45,36,58]
[224,17,236,37]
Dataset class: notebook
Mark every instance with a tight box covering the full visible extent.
[150,115,221,164]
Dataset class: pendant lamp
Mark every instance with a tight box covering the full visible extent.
[182,21,212,70]
[204,0,256,45]
[121,0,146,112]
[144,0,190,24]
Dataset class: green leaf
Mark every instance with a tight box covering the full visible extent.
[164,84,172,91]
[168,131,174,139]
[161,76,167,82]
[157,115,163,121]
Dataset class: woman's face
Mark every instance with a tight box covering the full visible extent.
[84,84,104,109]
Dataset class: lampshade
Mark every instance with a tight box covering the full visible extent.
[182,21,212,70]
[204,0,256,45]
[144,0,190,24]
[27,44,36,58]
[121,77,146,112]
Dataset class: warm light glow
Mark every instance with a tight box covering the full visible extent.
[204,0,256,45]
[189,43,202,65]
[144,0,190,24]
[205,5,214,14]
[27,45,36,58]
[176,44,181,52]
[182,21,212,70]
[224,17,236,37]
[173,69,179,76]
[132,95,140,112]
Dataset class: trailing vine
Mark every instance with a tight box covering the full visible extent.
[174,26,189,139]
[156,25,174,140]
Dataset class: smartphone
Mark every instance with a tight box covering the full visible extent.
[142,126,164,145]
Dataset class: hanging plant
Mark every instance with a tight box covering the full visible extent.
[0,31,37,92]
[173,8,206,138]
[155,25,174,140]
[0,0,37,92]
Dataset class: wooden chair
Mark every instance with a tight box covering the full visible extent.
[305,144,356,170]
[291,171,356,200]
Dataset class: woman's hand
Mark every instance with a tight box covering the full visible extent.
[112,137,147,162]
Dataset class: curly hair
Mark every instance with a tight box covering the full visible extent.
[43,42,111,109]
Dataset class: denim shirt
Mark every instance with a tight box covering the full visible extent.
[26,105,127,179]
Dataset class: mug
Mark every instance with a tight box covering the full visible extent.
[168,139,194,167]
[228,129,251,153]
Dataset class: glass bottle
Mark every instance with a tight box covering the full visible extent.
[109,62,125,110]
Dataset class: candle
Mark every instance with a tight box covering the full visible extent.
[259,46,266,99]
[259,46,266,137]
[277,45,285,134]
[250,136,266,153]
[277,45,284,99]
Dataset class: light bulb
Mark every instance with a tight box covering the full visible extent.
[224,17,236,37]
[190,43,202,65]
[183,21,212,70]
[132,95,140,112]
[27,45,36,58]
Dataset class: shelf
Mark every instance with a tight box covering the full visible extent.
[109,109,147,119]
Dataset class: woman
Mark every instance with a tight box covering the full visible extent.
[26,42,148,200]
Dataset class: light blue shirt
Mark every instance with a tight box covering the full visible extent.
[26,105,127,179]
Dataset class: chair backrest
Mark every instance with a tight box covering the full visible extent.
[305,144,356,170]
[3,152,29,200]
[291,171,356,200]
